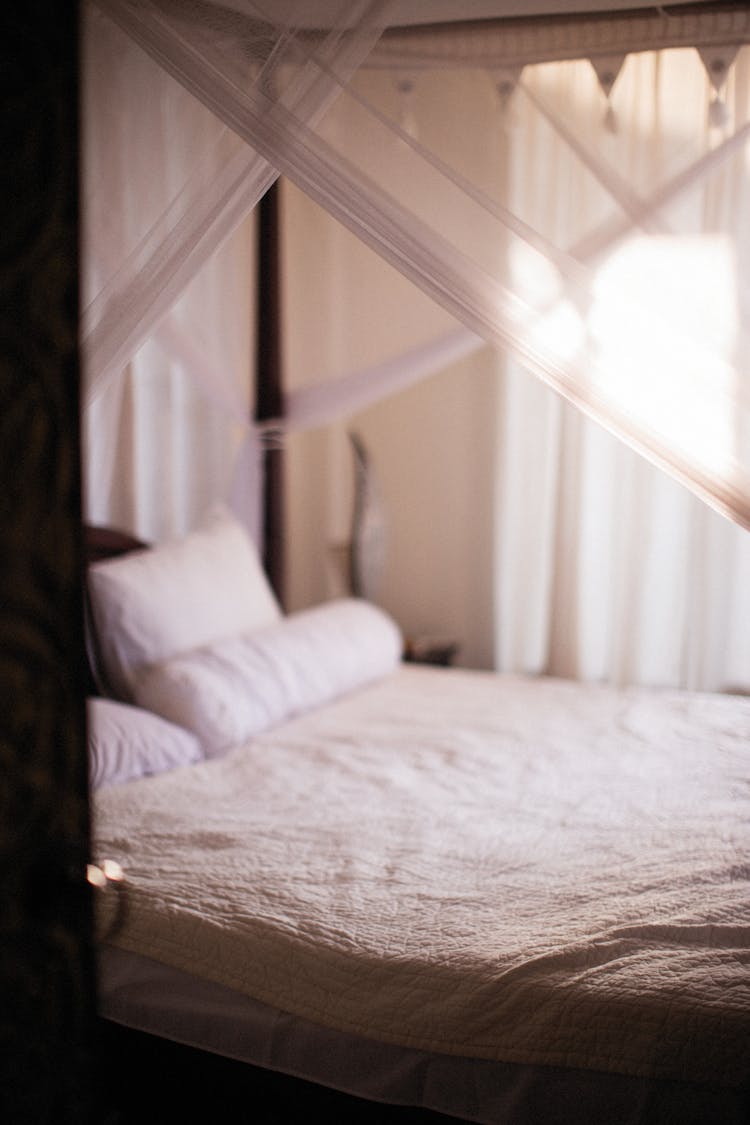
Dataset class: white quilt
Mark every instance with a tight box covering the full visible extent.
[93,667,750,1086]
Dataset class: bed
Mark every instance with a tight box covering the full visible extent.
[86,509,750,1124]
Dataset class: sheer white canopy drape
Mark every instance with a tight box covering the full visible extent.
[279,43,750,692]
[83,0,750,530]
[81,0,750,687]
[494,48,750,690]
[81,5,260,540]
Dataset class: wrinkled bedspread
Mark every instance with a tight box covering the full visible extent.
[94,667,750,1086]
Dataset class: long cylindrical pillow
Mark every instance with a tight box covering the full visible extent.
[133,599,403,757]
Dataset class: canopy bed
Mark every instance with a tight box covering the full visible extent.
[87,509,750,1123]
[81,2,750,1122]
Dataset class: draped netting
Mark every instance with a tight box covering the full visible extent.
[83,0,750,530]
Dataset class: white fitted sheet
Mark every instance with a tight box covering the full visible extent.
[98,947,747,1125]
[93,667,750,1095]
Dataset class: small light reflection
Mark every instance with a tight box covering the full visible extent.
[87,860,128,942]
[87,859,125,887]
[101,858,124,882]
[86,863,107,889]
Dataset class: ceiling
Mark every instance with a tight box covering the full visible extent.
[239,1,731,30]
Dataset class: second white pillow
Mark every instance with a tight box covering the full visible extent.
[134,599,403,757]
[88,505,281,700]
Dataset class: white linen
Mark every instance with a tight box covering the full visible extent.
[133,599,403,757]
[84,3,750,529]
[88,505,281,699]
[87,698,202,789]
[99,947,748,1125]
[93,666,750,1087]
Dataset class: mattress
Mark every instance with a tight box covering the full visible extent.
[93,666,750,1113]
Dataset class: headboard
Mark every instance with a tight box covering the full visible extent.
[83,525,148,696]
[84,525,148,566]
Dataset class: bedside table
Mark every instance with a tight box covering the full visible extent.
[404,637,459,667]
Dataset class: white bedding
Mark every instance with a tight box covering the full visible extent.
[93,666,750,1088]
[133,597,402,756]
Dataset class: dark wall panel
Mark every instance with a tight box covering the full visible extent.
[0,6,98,1121]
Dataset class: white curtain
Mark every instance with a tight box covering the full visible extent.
[81,4,259,542]
[280,47,750,692]
[81,0,388,542]
[80,1,750,688]
[83,1,750,530]
[494,50,750,691]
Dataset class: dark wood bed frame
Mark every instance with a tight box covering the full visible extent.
[83,526,147,697]
[86,523,750,1125]
[85,536,471,1123]
[78,524,453,1122]
[85,185,750,1125]
[99,1019,465,1124]
[86,184,469,1123]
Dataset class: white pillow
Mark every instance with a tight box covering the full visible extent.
[87,698,202,789]
[134,598,403,757]
[88,506,281,700]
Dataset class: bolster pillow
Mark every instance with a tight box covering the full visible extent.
[133,598,402,757]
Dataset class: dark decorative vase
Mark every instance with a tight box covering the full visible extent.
[348,431,386,602]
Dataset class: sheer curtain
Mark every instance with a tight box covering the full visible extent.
[81,0,388,541]
[84,1,750,531]
[80,1,750,687]
[81,3,259,541]
[494,49,750,691]
[281,45,750,692]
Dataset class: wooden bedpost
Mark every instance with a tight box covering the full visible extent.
[256,179,285,607]
[0,4,100,1119]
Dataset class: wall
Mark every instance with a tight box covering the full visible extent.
[282,181,500,669]
[280,64,510,669]
[280,55,750,692]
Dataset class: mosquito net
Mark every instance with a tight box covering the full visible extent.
[82,0,750,530]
